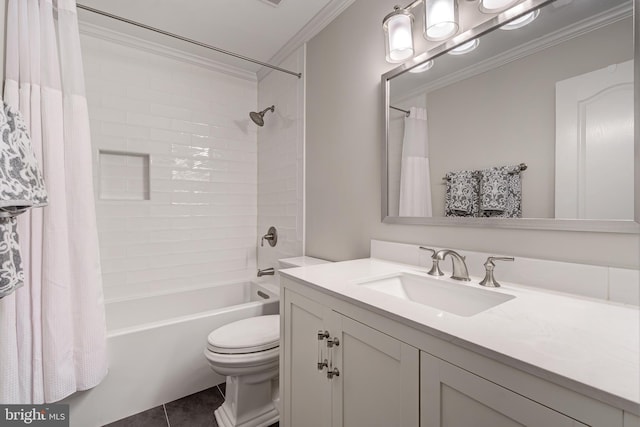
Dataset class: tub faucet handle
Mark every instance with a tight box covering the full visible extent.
[479,256,514,288]
[261,226,278,247]
[419,246,443,276]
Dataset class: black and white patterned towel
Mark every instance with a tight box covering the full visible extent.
[445,170,479,217]
[0,102,48,298]
[479,165,521,218]
[0,217,23,297]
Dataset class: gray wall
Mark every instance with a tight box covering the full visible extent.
[306,0,640,268]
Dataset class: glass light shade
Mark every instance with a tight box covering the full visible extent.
[479,0,520,13]
[448,38,480,55]
[409,60,434,73]
[424,0,459,41]
[383,9,415,63]
[500,9,540,30]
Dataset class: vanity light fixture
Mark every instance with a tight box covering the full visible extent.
[448,38,479,55]
[424,0,459,41]
[479,0,520,13]
[500,9,540,30]
[409,59,435,73]
[383,0,460,63]
[383,6,415,63]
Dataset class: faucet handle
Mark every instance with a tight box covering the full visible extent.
[418,246,436,256]
[485,256,514,267]
[419,247,444,276]
[480,256,514,287]
[261,226,278,247]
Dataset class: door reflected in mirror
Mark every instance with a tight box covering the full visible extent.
[385,0,634,222]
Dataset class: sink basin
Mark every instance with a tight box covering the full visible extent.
[356,272,515,317]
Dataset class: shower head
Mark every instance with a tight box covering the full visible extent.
[249,105,275,127]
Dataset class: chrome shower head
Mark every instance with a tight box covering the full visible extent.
[249,105,275,127]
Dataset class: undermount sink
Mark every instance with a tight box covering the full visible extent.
[356,272,515,317]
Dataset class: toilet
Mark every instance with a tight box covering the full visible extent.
[205,257,329,427]
[205,314,280,427]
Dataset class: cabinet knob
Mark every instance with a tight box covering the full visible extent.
[327,367,340,379]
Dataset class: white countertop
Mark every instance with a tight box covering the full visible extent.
[280,258,640,412]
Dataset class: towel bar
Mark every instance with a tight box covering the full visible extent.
[442,163,527,181]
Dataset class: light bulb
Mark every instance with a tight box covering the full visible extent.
[409,60,435,73]
[448,39,480,55]
[383,9,415,63]
[424,0,459,41]
[500,9,540,30]
[479,0,519,13]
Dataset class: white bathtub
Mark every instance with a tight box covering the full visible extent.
[63,282,279,427]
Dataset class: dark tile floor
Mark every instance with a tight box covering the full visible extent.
[104,383,279,427]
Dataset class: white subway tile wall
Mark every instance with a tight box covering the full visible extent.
[81,34,259,301]
[257,48,305,274]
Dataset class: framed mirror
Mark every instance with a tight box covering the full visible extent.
[382,0,639,233]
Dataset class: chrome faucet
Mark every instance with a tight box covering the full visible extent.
[479,256,514,287]
[257,267,275,277]
[419,247,443,276]
[435,250,470,281]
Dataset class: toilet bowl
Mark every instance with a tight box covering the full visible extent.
[205,314,280,427]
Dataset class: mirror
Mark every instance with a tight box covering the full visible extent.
[382,0,639,233]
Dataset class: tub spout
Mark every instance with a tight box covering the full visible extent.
[257,268,275,277]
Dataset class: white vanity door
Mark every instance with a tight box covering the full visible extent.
[421,352,587,427]
[331,314,419,427]
[282,289,333,427]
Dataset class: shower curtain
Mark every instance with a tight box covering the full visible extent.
[0,0,107,403]
[398,107,432,217]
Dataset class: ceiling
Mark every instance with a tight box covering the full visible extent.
[76,0,355,77]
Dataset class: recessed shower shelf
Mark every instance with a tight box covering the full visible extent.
[99,150,150,201]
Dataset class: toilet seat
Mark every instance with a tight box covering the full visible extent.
[207,315,280,354]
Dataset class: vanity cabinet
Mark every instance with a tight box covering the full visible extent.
[280,276,634,427]
[281,288,419,427]
[421,352,587,427]
[281,289,331,427]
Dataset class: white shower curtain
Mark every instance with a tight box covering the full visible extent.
[0,0,107,403]
[399,107,433,217]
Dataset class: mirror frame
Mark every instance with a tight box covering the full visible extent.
[381,0,640,233]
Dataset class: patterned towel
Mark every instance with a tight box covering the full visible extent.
[0,102,48,298]
[0,217,23,297]
[479,165,522,218]
[445,170,479,217]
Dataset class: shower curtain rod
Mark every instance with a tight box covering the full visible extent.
[76,3,303,79]
[390,105,410,117]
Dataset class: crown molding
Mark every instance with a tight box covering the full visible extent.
[256,0,357,81]
[78,21,257,82]
[392,2,632,103]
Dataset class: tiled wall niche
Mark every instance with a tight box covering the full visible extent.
[99,150,150,201]
[81,26,259,301]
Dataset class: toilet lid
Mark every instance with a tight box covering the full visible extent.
[207,315,280,354]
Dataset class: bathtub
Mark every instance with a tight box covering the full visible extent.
[63,282,279,427]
